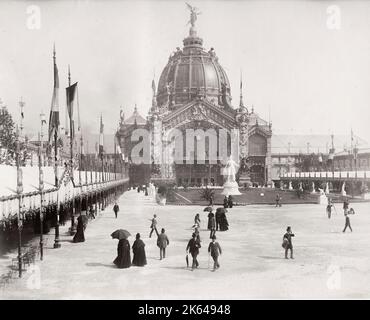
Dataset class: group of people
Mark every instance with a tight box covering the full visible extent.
[113,232,148,268]
[113,213,170,269]
[223,195,234,208]
[326,197,356,232]
[282,198,357,260]
[187,210,223,271]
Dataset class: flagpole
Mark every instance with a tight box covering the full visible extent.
[15,125,23,278]
[68,65,76,234]
[52,47,61,249]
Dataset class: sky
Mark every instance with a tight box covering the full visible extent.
[0,0,370,145]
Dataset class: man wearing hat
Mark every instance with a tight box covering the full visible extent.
[186,233,201,270]
[208,235,222,271]
[149,214,159,238]
[282,226,295,259]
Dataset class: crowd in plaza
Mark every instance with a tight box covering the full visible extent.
[67,185,358,273]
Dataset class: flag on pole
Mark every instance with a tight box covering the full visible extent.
[48,47,60,143]
[66,82,78,138]
[99,115,104,158]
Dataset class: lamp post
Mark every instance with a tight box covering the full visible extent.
[38,113,45,259]
[15,125,23,277]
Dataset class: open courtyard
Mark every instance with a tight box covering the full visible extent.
[1,190,370,300]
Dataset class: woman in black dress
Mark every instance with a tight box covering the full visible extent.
[73,215,85,243]
[132,233,147,267]
[113,238,131,268]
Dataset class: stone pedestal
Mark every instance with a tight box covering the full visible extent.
[222,181,241,196]
[238,173,252,188]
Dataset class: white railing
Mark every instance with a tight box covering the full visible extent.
[281,171,370,179]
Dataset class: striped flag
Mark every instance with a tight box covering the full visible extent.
[99,115,104,158]
[48,46,60,143]
[66,82,78,139]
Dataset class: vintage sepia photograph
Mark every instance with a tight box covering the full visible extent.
[1,0,370,302]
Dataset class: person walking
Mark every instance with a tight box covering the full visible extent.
[132,233,147,266]
[113,202,119,219]
[215,208,222,231]
[223,196,228,209]
[282,226,295,259]
[228,195,233,208]
[113,237,131,269]
[193,213,201,228]
[208,235,222,271]
[219,210,229,231]
[275,194,282,207]
[326,198,333,219]
[343,199,349,214]
[207,210,216,239]
[186,232,201,271]
[149,214,159,238]
[157,228,169,260]
[73,215,85,243]
[343,208,355,232]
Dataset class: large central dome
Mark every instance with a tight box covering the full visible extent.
[156,20,232,110]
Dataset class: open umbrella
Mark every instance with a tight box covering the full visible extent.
[203,206,213,212]
[111,229,131,240]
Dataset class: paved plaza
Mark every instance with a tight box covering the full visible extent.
[1,190,370,300]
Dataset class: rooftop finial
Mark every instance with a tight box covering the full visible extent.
[239,70,245,109]
[186,3,201,37]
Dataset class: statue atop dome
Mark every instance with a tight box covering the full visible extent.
[186,3,201,28]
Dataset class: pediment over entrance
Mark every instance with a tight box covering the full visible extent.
[162,99,237,131]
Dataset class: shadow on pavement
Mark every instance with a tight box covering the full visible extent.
[86,262,116,268]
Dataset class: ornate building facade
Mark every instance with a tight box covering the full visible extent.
[117,8,272,187]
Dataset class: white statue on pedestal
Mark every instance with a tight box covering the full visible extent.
[222,156,241,196]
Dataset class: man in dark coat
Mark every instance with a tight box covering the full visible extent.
[157,228,169,260]
[113,238,131,268]
[343,199,349,214]
[223,196,228,208]
[73,215,85,243]
[208,235,222,271]
[132,233,147,266]
[282,226,295,259]
[186,233,201,271]
[228,195,233,208]
[113,203,119,219]
[207,211,216,239]
[215,209,222,231]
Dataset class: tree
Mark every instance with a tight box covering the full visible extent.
[0,105,16,163]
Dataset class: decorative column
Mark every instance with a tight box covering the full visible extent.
[265,130,272,187]
[235,109,251,187]
[150,113,163,181]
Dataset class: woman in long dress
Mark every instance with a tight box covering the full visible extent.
[132,233,147,267]
[219,212,229,231]
[73,215,85,243]
[113,238,131,268]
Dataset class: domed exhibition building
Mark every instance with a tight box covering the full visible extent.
[117,8,272,187]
